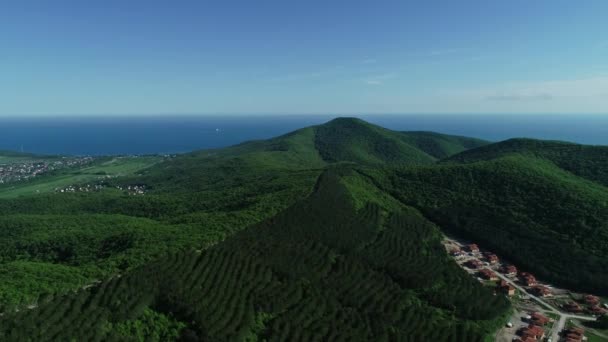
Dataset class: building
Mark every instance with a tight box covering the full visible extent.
[563,301,583,313]
[584,294,600,306]
[465,259,482,269]
[466,244,479,253]
[497,280,516,296]
[590,305,608,315]
[519,324,545,340]
[529,312,550,326]
[530,285,552,298]
[478,269,498,281]
[485,253,499,264]
[519,272,537,286]
[562,327,584,342]
[449,247,462,256]
[501,265,518,276]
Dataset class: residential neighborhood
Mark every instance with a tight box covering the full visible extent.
[443,237,607,342]
[0,157,93,184]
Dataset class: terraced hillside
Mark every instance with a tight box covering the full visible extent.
[0,169,509,341]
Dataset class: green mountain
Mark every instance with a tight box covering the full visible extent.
[313,117,488,165]
[367,151,608,293]
[444,137,608,186]
[1,117,607,341]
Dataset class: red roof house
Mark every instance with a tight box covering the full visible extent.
[530,286,552,298]
[497,280,516,296]
[564,301,583,313]
[584,295,600,305]
[465,259,482,269]
[530,312,550,326]
[485,253,499,264]
[466,244,480,253]
[519,272,537,286]
[519,324,545,340]
[479,269,499,281]
[501,265,518,276]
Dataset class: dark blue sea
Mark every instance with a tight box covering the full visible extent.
[0,114,607,155]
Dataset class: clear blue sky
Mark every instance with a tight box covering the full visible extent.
[1,0,607,116]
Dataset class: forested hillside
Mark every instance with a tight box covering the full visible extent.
[444,138,608,186]
[2,117,607,341]
[364,154,608,294]
[0,169,509,341]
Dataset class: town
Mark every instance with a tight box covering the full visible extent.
[0,157,93,184]
[443,237,607,342]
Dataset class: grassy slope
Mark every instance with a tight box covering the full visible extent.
[0,156,162,199]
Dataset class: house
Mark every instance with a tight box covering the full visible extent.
[584,294,600,305]
[519,324,545,340]
[519,272,537,286]
[562,327,584,342]
[478,269,498,281]
[449,247,461,256]
[497,280,516,296]
[529,312,550,326]
[501,265,518,276]
[466,244,480,253]
[465,259,482,269]
[514,338,536,342]
[485,253,499,264]
[563,301,583,313]
[530,285,552,298]
[590,305,608,315]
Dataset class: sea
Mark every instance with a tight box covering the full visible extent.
[0,114,607,156]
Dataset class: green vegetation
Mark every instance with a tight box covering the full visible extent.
[0,169,509,341]
[364,153,608,294]
[0,156,162,198]
[444,138,608,186]
[0,117,606,340]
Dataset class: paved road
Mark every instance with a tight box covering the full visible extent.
[488,267,596,342]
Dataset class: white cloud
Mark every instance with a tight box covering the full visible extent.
[452,76,608,101]
[364,73,397,86]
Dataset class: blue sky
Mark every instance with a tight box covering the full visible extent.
[1,0,607,116]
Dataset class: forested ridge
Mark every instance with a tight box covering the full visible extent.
[0,117,606,341]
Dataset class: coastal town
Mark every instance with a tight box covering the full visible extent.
[443,237,607,342]
[0,157,93,184]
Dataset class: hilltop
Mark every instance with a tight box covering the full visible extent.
[444,138,608,186]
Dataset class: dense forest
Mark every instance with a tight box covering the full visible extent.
[0,117,606,340]
[0,169,509,341]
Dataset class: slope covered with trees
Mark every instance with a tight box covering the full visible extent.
[444,138,608,186]
[0,169,509,341]
[364,154,608,294]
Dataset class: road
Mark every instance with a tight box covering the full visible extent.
[487,267,596,342]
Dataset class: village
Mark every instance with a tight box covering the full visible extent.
[56,183,147,196]
[443,237,608,342]
[0,157,93,184]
